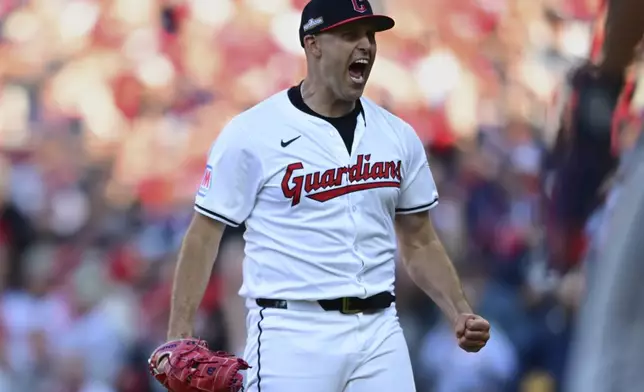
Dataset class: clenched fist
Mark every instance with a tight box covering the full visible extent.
[454,314,490,352]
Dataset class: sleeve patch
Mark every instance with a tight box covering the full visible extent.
[198,165,213,196]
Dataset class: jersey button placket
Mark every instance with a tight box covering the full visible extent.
[348,194,366,291]
[353,199,367,288]
[328,125,348,163]
[347,191,362,280]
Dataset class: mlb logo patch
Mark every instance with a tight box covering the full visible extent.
[198,165,213,196]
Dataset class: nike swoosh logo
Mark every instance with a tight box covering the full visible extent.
[281,135,301,148]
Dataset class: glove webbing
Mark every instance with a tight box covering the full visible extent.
[167,340,237,387]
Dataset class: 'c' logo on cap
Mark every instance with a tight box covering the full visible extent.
[351,0,367,13]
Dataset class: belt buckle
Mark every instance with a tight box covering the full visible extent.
[340,297,361,315]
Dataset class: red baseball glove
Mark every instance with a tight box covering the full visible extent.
[148,339,250,392]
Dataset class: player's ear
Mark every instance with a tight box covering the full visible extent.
[304,35,322,57]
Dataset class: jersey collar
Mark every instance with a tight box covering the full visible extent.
[287,82,365,124]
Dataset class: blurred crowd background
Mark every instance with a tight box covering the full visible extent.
[0,0,642,391]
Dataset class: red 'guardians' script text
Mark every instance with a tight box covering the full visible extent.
[281,154,402,206]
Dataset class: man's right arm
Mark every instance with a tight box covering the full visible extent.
[167,212,226,340]
[165,118,263,340]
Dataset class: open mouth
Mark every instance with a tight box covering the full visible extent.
[348,59,369,84]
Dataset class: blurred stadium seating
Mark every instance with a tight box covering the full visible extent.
[0,0,642,391]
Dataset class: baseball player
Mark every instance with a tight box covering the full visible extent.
[150,0,490,391]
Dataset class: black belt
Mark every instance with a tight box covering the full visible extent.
[256,292,395,314]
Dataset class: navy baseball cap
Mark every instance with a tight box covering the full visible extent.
[299,0,395,47]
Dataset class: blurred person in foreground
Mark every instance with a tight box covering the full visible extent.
[554,0,644,390]
[149,0,490,391]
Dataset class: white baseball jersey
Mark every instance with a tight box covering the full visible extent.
[195,90,439,301]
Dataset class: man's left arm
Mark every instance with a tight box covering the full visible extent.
[395,212,489,352]
[395,124,490,352]
[395,212,470,323]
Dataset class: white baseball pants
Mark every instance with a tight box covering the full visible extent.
[242,300,416,392]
